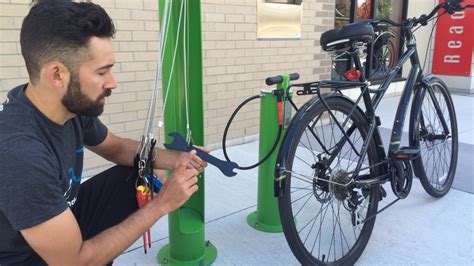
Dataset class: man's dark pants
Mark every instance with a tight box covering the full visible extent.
[30,165,138,265]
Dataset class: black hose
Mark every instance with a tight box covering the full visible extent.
[222,95,283,170]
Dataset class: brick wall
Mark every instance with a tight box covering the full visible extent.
[201,0,334,147]
[0,0,162,174]
[0,0,334,174]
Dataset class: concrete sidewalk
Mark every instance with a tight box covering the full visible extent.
[116,93,474,265]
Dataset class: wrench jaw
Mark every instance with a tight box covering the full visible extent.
[164,132,239,177]
[164,132,192,152]
[221,161,239,177]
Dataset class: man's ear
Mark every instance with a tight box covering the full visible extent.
[40,61,70,89]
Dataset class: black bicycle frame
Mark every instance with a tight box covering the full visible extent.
[348,27,451,185]
[311,40,422,181]
[304,30,432,184]
[346,29,423,182]
[278,25,452,191]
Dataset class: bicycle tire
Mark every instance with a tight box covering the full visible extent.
[410,76,458,198]
[278,95,382,265]
[370,39,395,78]
[376,40,395,75]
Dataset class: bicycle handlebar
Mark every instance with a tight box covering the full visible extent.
[266,73,300,86]
[366,18,401,27]
[415,0,472,26]
[367,0,468,30]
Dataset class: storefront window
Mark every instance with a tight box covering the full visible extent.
[331,0,408,80]
[375,0,392,19]
[331,0,407,81]
[356,0,372,20]
[369,0,403,79]
[335,0,351,29]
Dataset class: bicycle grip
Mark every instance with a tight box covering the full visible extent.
[265,73,300,86]
[289,73,300,81]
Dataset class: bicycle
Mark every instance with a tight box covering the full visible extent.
[332,24,396,81]
[368,23,396,78]
[269,0,469,264]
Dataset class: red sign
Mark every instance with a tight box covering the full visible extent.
[432,0,473,76]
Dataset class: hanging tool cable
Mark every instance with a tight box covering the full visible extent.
[159,0,241,177]
[133,0,175,254]
[157,0,296,176]
[155,0,185,144]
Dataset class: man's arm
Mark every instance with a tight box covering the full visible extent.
[21,154,200,265]
[87,131,203,170]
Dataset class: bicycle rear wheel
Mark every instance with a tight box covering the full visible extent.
[278,95,382,265]
[410,77,458,198]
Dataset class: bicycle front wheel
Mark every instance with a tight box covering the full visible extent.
[410,77,458,198]
[278,95,382,265]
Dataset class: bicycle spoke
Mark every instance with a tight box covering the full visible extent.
[279,5,460,264]
[294,190,315,218]
[294,153,315,168]
[299,201,331,239]
[291,190,314,205]
[333,200,351,258]
[414,80,457,197]
[311,199,333,259]
[420,87,454,189]
[291,185,313,191]
[281,96,381,264]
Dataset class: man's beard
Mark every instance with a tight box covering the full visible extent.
[61,74,111,117]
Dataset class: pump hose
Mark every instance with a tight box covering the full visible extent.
[222,95,283,170]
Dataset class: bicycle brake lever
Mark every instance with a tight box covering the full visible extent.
[164,132,239,177]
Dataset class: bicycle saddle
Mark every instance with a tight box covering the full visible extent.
[320,23,374,51]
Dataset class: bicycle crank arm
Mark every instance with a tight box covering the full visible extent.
[164,132,239,177]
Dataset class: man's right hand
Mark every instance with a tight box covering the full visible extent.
[20,150,200,265]
[153,150,200,213]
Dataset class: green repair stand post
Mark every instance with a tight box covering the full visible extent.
[157,0,217,265]
[247,75,292,233]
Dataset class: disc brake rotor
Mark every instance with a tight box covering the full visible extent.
[312,168,332,203]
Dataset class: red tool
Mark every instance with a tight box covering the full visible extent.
[136,185,152,253]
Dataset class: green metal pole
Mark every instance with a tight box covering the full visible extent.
[247,75,291,232]
[157,1,217,265]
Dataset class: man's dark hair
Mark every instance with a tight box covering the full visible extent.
[20,0,116,83]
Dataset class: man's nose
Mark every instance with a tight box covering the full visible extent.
[106,72,117,90]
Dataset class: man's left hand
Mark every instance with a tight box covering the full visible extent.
[179,146,208,173]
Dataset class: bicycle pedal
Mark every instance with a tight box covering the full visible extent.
[375,116,381,126]
[394,146,419,160]
[378,186,387,201]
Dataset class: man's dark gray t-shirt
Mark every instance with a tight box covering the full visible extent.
[0,84,108,264]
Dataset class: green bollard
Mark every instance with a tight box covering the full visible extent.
[247,75,292,233]
[157,0,217,265]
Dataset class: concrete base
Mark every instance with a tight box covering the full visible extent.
[157,242,217,266]
[437,74,473,94]
[246,211,283,233]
